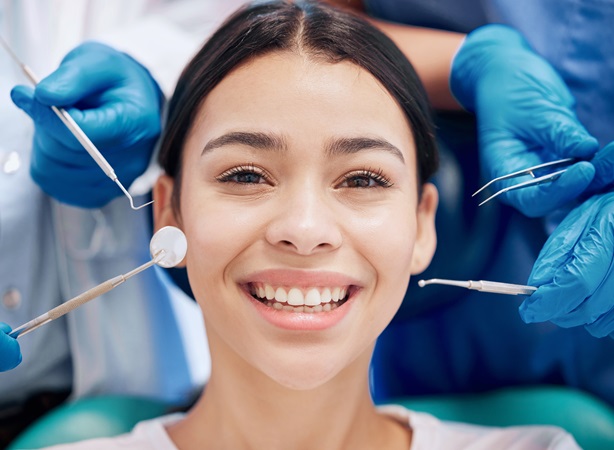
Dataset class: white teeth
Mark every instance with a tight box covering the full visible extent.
[262,300,340,313]
[287,288,304,306]
[331,287,341,302]
[253,283,350,309]
[321,288,332,303]
[265,285,276,300]
[275,287,287,303]
[305,289,321,306]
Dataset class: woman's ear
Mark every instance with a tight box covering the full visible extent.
[411,182,438,275]
[153,174,181,232]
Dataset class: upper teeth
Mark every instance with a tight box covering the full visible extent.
[252,283,348,306]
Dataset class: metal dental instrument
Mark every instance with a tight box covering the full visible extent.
[418,278,537,296]
[0,35,153,210]
[9,226,187,339]
[473,158,575,207]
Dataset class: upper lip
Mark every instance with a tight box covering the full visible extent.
[238,269,361,288]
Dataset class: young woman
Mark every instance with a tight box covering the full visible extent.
[50,1,578,448]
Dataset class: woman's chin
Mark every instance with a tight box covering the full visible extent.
[260,360,343,391]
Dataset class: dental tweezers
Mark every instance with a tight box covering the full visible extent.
[473,158,575,206]
[418,278,537,296]
[0,35,152,210]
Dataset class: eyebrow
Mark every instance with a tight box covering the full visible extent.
[202,131,288,155]
[325,137,405,163]
[202,131,405,163]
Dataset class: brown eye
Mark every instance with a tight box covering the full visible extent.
[216,164,270,184]
[339,169,393,188]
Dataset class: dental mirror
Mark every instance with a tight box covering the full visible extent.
[150,226,187,268]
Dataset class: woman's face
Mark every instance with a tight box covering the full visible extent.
[155,52,437,390]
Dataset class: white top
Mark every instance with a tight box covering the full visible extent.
[45,406,580,449]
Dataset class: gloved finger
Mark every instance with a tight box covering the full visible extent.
[11,85,88,151]
[66,101,161,149]
[521,194,614,324]
[12,85,159,152]
[504,161,594,217]
[585,309,614,339]
[528,194,604,285]
[525,105,599,160]
[0,322,22,372]
[588,141,614,194]
[520,264,594,325]
[30,140,151,207]
[30,150,107,185]
[547,224,614,327]
[34,42,134,107]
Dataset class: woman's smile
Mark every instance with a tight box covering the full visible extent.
[238,269,362,330]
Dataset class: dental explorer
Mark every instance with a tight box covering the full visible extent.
[8,226,187,339]
[418,278,538,296]
[0,35,153,210]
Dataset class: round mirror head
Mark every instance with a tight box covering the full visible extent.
[150,226,187,268]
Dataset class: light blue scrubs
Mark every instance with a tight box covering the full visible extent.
[365,0,614,407]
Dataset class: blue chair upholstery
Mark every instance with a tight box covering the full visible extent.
[8,396,172,449]
[10,386,614,449]
[386,385,614,450]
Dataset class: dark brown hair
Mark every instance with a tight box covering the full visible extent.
[158,0,438,208]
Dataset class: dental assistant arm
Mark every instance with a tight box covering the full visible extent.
[325,0,462,110]
[325,0,608,218]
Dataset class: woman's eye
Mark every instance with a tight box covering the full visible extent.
[216,164,270,184]
[339,169,393,188]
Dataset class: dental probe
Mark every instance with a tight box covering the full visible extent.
[418,278,538,296]
[9,226,188,339]
[0,35,152,210]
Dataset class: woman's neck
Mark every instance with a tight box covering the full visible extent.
[166,349,411,450]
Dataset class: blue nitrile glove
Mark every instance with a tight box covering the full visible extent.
[520,192,614,338]
[0,322,22,371]
[451,24,599,218]
[587,141,614,195]
[10,41,163,208]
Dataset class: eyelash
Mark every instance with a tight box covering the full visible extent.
[216,164,272,184]
[340,168,393,189]
[215,165,393,188]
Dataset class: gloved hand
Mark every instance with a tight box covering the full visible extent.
[11,41,163,208]
[586,141,614,195]
[520,192,614,338]
[451,24,600,218]
[0,322,22,371]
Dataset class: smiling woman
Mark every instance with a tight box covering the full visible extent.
[47,1,579,449]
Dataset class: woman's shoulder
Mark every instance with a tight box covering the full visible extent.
[377,404,580,449]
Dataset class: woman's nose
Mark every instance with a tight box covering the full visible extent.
[265,187,343,255]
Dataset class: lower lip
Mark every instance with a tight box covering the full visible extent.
[245,290,354,331]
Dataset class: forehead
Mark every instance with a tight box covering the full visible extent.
[188,51,416,163]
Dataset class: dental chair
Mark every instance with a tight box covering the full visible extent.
[8,385,614,449]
